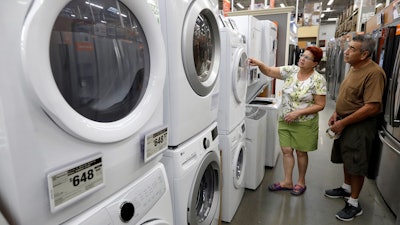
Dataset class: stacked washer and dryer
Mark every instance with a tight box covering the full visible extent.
[217,15,248,223]
[0,1,173,225]
[230,15,272,191]
[159,1,222,225]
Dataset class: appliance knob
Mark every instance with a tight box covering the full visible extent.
[120,201,135,222]
[203,138,210,149]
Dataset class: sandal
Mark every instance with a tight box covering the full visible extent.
[268,182,293,191]
[291,184,307,196]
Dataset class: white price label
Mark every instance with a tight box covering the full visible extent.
[144,127,168,162]
[47,156,104,212]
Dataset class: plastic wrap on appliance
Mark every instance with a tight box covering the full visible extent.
[245,75,269,103]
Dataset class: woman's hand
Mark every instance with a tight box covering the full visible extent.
[248,58,259,66]
[284,111,300,123]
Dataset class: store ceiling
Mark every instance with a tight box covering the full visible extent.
[230,0,387,24]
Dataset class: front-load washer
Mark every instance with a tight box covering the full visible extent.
[220,121,247,222]
[217,15,248,135]
[161,122,220,225]
[159,0,221,147]
[0,1,168,224]
[62,163,173,225]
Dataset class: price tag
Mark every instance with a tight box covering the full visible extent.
[47,155,104,212]
[144,126,168,162]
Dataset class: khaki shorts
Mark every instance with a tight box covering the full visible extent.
[331,117,378,176]
[278,116,319,152]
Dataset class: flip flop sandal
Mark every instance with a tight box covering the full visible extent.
[291,184,307,196]
[268,182,293,191]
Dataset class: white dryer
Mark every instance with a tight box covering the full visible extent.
[0,1,168,224]
[159,0,221,147]
[62,163,173,225]
[161,122,220,225]
[261,20,278,68]
[217,15,248,135]
[219,121,247,222]
[229,15,263,86]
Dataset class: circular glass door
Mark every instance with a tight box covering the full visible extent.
[232,49,248,104]
[233,142,246,189]
[50,0,150,122]
[187,152,220,225]
[22,0,166,142]
[182,1,220,96]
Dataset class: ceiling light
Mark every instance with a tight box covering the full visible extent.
[327,0,334,6]
[321,13,325,18]
[236,2,245,9]
[280,3,285,7]
[85,1,104,9]
[327,18,338,21]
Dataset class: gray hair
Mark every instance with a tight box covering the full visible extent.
[352,35,376,57]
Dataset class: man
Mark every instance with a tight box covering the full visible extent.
[324,35,386,221]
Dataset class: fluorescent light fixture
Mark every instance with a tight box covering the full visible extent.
[327,7,331,11]
[236,2,245,9]
[321,13,325,18]
[85,1,104,9]
[327,17,338,21]
[280,3,285,7]
[327,0,334,6]
[375,3,383,8]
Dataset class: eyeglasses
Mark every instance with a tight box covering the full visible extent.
[299,53,314,61]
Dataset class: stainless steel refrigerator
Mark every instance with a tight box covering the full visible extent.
[377,26,400,216]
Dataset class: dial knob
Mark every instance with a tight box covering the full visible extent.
[120,201,135,222]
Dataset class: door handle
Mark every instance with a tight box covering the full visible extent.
[378,131,400,156]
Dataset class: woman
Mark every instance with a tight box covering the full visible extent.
[248,46,327,196]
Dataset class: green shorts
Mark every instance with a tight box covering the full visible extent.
[278,115,319,152]
[331,117,378,176]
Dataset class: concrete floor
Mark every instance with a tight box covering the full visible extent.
[223,98,397,225]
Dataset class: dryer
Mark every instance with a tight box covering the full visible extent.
[0,1,167,224]
[229,15,263,86]
[61,163,173,225]
[161,122,220,225]
[261,20,278,68]
[159,0,221,147]
[219,121,247,222]
[217,15,248,135]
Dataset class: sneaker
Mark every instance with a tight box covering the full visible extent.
[335,202,363,221]
[324,187,351,199]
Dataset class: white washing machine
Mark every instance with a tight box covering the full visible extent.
[0,1,168,224]
[217,15,248,135]
[159,0,221,147]
[244,106,267,190]
[219,121,247,222]
[61,163,173,225]
[161,122,220,225]
[250,97,282,167]
[229,15,263,86]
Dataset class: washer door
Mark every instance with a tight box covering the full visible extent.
[187,151,220,225]
[233,141,246,189]
[182,0,220,96]
[21,0,166,143]
[232,48,248,104]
